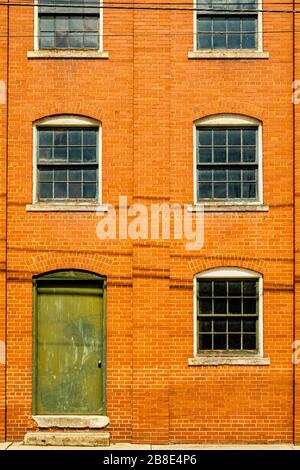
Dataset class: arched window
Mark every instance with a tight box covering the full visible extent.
[194,267,263,357]
[194,114,263,205]
[31,115,102,207]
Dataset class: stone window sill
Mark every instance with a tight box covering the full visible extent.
[188,203,269,212]
[188,50,269,60]
[27,50,109,59]
[32,415,110,429]
[26,203,109,212]
[188,356,270,366]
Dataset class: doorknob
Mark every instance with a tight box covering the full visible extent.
[98,360,102,368]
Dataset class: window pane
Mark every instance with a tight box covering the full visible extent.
[243,319,256,333]
[199,147,212,163]
[199,33,212,49]
[214,281,227,296]
[228,334,241,349]
[243,298,257,314]
[54,130,67,145]
[199,183,213,199]
[54,182,67,198]
[214,319,226,332]
[40,182,53,199]
[40,17,55,32]
[243,147,256,162]
[199,299,212,314]
[85,17,99,31]
[83,129,97,145]
[228,281,241,296]
[83,147,97,162]
[54,147,67,161]
[214,334,226,349]
[69,147,82,162]
[228,147,241,163]
[69,169,82,181]
[54,170,67,181]
[199,129,212,145]
[214,147,226,163]
[243,334,256,350]
[39,147,52,160]
[56,16,68,31]
[228,318,241,332]
[69,33,83,48]
[83,183,97,198]
[69,17,84,31]
[199,170,213,182]
[213,183,226,198]
[243,182,256,198]
[83,33,98,48]
[199,335,212,350]
[39,130,52,146]
[199,281,212,296]
[69,183,81,198]
[228,130,241,146]
[55,32,68,48]
[39,169,53,182]
[243,280,257,296]
[214,130,226,146]
[243,129,257,145]
[228,182,241,198]
[228,298,242,314]
[40,32,55,48]
[199,18,212,32]
[83,170,97,181]
[214,298,227,315]
[214,169,226,181]
[228,169,241,181]
[243,169,256,181]
[227,18,241,49]
[69,130,82,145]
[202,318,212,333]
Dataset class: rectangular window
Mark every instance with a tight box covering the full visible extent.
[39,0,100,49]
[37,127,98,201]
[197,0,258,50]
[196,126,258,201]
[197,278,259,353]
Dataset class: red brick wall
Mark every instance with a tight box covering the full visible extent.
[0,1,298,444]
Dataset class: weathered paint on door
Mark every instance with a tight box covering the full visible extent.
[35,280,103,415]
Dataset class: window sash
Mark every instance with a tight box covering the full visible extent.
[37,127,99,201]
[197,278,259,353]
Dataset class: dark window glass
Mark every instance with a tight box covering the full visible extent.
[39,0,100,50]
[37,127,98,201]
[197,126,258,201]
[197,278,259,353]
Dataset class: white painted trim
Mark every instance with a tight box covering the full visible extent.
[193,0,263,53]
[34,0,104,53]
[193,114,263,205]
[27,50,109,59]
[193,268,264,358]
[194,114,261,127]
[32,115,102,205]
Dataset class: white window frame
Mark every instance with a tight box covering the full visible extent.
[193,267,264,358]
[193,113,263,206]
[33,0,104,52]
[30,114,103,208]
[193,0,263,53]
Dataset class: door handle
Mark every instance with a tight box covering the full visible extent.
[98,360,102,368]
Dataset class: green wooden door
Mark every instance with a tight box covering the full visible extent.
[35,279,104,415]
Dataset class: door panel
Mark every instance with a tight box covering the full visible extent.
[36,281,103,415]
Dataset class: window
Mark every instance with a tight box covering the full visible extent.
[194,114,262,204]
[38,0,101,50]
[195,268,263,355]
[196,0,259,50]
[32,115,101,205]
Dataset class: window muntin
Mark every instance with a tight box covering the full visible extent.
[197,0,258,50]
[197,278,259,353]
[196,126,258,201]
[39,0,100,49]
[37,127,98,201]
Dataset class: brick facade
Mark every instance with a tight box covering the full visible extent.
[0,1,299,444]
